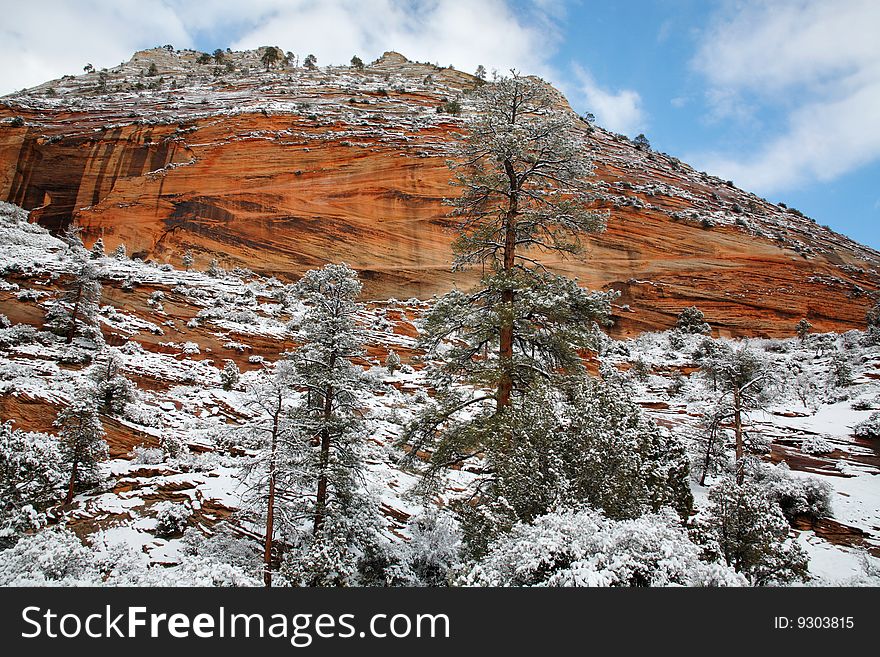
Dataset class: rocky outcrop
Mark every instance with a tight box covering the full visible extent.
[2,49,878,337]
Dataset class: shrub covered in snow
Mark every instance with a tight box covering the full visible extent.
[753,462,833,523]
[182,341,201,355]
[801,434,835,455]
[153,501,192,537]
[675,306,711,335]
[0,528,101,585]
[854,411,880,439]
[458,506,744,587]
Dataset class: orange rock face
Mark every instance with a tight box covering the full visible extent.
[1,50,878,337]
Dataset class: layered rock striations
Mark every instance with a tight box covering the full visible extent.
[2,48,878,336]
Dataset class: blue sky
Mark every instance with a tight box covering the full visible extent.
[1,0,878,248]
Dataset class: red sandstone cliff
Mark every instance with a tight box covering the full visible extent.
[1,49,877,337]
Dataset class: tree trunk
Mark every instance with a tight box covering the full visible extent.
[65,456,78,505]
[263,399,280,588]
[733,386,744,485]
[313,353,336,536]
[497,159,519,415]
[65,283,84,344]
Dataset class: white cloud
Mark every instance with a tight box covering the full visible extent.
[226,0,559,81]
[0,0,192,95]
[572,64,645,136]
[689,0,880,194]
[0,0,565,96]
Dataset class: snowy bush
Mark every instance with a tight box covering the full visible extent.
[754,462,832,523]
[801,434,835,455]
[854,412,880,439]
[0,323,39,349]
[458,506,744,587]
[182,341,200,355]
[675,306,711,335]
[132,445,164,465]
[0,528,101,585]
[153,501,192,537]
[0,421,65,545]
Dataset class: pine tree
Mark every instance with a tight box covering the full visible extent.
[88,350,136,415]
[675,306,711,334]
[55,385,108,505]
[350,55,365,71]
[474,64,486,80]
[795,318,812,342]
[220,360,240,391]
[260,46,282,71]
[182,251,194,270]
[90,237,105,259]
[238,361,300,587]
[385,349,401,374]
[114,243,127,260]
[691,477,808,585]
[699,343,772,484]
[45,258,102,344]
[281,263,380,585]
[304,54,317,70]
[418,72,608,417]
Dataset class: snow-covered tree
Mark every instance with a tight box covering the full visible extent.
[88,349,136,415]
[459,506,744,587]
[237,361,300,587]
[433,71,608,417]
[45,258,102,343]
[690,477,809,585]
[113,243,127,260]
[220,359,240,391]
[385,348,401,374]
[446,376,692,557]
[55,384,108,504]
[0,421,65,546]
[182,250,194,271]
[699,342,773,483]
[90,237,105,259]
[281,263,381,585]
[675,306,711,334]
[795,318,812,342]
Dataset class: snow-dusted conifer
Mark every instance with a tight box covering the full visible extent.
[114,243,127,260]
[385,348,401,374]
[699,342,772,483]
[90,237,105,259]
[45,257,102,344]
[55,384,108,504]
[182,250,194,271]
[281,263,381,586]
[434,71,609,416]
[690,477,808,585]
[675,306,711,334]
[795,318,812,342]
[238,361,299,587]
[0,421,65,545]
[88,349,136,415]
[220,360,240,391]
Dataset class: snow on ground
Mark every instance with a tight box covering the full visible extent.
[1,204,879,584]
